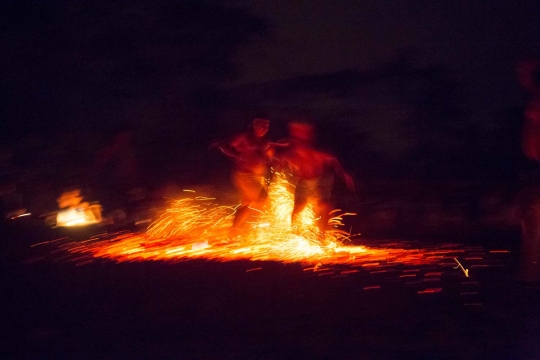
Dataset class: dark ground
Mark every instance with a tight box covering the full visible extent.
[0,218,539,360]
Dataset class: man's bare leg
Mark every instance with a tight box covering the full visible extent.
[230,200,265,240]
[230,206,249,238]
[291,198,308,232]
[316,201,331,247]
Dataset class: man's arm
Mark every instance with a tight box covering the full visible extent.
[326,155,355,192]
[518,59,540,93]
[523,110,540,162]
[210,134,244,160]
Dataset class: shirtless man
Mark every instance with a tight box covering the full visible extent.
[518,57,540,283]
[213,118,271,238]
[281,122,354,235]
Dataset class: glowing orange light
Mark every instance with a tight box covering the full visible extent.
[56,205,102,227]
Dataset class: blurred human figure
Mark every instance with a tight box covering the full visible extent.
[91,128,142,215]
[213,118,272,238]
[518,57,540,283]
[0,146,26,219]
[281,122,354,238]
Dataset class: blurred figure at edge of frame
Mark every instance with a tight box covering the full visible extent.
[90,127,143,221]
[279,121,355,243]
[212,118,273,239]
[518,56,540,283]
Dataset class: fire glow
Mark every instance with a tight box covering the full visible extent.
[59,172,480,272]
[56,205,102,227]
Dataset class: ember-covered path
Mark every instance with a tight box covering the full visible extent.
[1,223,539,359]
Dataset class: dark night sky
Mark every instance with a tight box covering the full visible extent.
[231,0,540,114]
[1,0,539,177]
[1,0,539,128]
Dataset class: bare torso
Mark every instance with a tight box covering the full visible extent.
[284,144,335,180]
[229,133,269,176]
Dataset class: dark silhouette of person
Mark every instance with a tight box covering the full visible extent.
[518,57,540,283]
[213,118,272,238]
[280,121,354,238]
[91,128,141,214]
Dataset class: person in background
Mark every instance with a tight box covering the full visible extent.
[212,118,272,239]
[518,57,540,283]
[91,127,142,217]
[280,121,354,240]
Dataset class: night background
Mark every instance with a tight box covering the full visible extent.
[1,0,540,358]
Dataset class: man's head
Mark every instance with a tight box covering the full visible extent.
[252,118,270,138]
[288,121,314,143]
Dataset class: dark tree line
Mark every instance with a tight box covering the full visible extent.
[0,0,267,138]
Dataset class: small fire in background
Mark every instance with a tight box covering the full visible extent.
[55,189,102,227]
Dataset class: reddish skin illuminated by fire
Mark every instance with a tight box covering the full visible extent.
[214,119,271,237]
[518,58,540,283]
[281,122,354,236]
[519,59,540,162]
